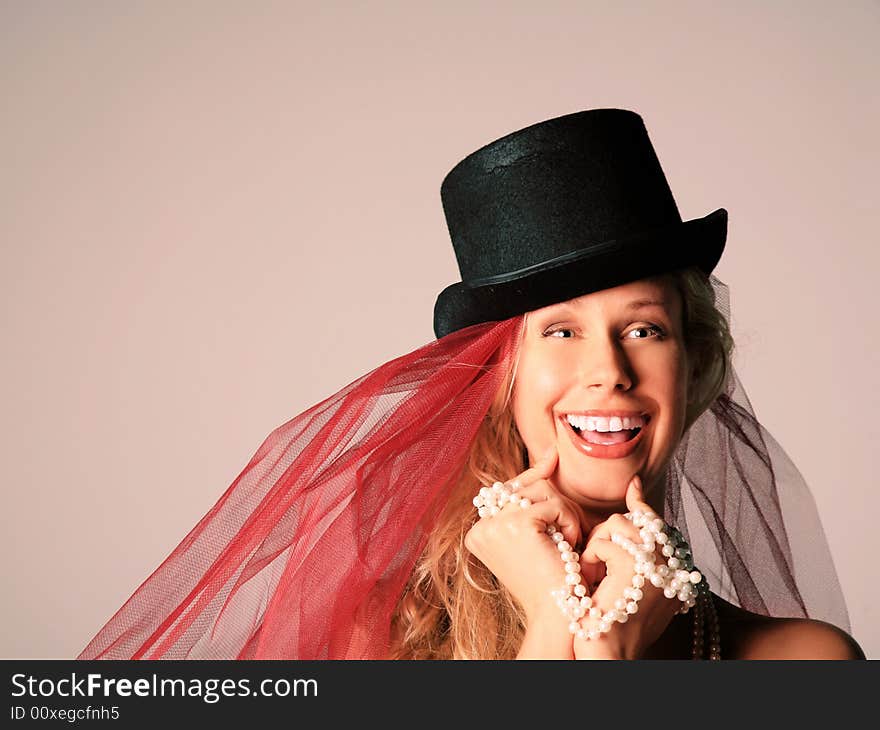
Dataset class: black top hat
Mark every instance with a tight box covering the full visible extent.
[433,108,727,339]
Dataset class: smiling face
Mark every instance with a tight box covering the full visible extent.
[510,275,690,513]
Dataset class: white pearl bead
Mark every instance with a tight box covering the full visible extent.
[492,481,504,490]
[489,506,500,516]
[477,506,490,518]
[668,557,681,569]
[479,487,492,499]
[531,510,714,659]
[472,496,482,507]
[519,498,531,508]
[651,518,664,532]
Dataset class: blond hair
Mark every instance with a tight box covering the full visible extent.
[388,267,734,659]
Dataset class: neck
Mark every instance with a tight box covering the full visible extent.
[572,483,667,533]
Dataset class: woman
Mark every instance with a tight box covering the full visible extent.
[78,109,862,659]
[392,269,863,659]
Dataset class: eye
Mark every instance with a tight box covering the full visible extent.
[541,324,667,340]
[626,324,666,340]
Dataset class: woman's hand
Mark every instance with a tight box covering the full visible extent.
[573,475,681,660]
[464,444,587,627]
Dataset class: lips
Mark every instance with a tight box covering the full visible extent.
[560,414,650,459]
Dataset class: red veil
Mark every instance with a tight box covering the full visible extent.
[78,276,849,659]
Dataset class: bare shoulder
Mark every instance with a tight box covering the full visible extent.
[713,594,865,660]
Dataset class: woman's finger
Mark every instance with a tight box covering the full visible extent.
[505,478,585,548]
[584,512,641,549]
[497,478,582,549]
[505,444,558,491]
[520,494,582,550]
[581,535,632,573]
[624,474,654,516]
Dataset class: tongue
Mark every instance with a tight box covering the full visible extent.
[581,428,634,445]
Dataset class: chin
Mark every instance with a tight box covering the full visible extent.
[554,461,631,506]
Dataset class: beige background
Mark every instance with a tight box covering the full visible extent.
[2,1,877,659]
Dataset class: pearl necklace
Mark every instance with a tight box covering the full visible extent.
[474,480,721,660]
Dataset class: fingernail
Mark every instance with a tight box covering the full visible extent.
[630,475,641,492]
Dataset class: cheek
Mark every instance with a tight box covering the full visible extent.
[638,351,689,437]
[512,358,569,437]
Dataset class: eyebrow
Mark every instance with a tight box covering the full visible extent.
[542,298,668,314]
[625,298,668,311]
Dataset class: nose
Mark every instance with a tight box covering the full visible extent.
[581,335,633,393]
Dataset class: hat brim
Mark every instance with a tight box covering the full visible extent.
[433,207,727,340]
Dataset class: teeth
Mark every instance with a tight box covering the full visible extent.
[565,414,646,432]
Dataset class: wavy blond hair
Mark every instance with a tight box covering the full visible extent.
[388,267,734,659]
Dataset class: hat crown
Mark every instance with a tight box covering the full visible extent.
[440,108,682,282]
